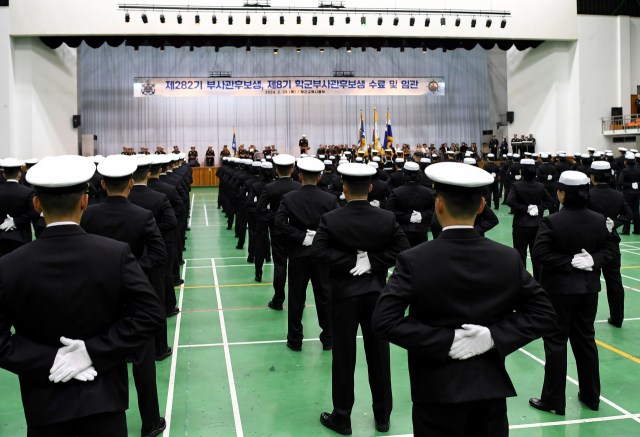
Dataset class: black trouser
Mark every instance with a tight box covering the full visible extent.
[27,411,127,437]
[489,181,500,209]
[541,292,600,407]
[412,398,508,437]
[131,339,161,429]
[165,238,178,312]
[331,292,392,428]
[269,234,289,306]
[603,253,624,325]
[622,193,640,233]
[235,207,248,248]
[247,211,257,258]
[545,185,559,214]
[254,219,272,276]
[287,257,331,348]
[406,231,428,248]
[502,180,511,204]
[0,239,24,257]
[499,175,506,198]
[147,266,169,355]
[513,227,540,281]
[206,157,214,166]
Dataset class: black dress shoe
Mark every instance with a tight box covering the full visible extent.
[620,232,630,235]
[266,257,272,263]
[608,317,622,328]
[186,227,191,231]
[247,256,255,263]
[179,260,185,266]
[286,342,302,352]
[141,418,166,437]
[322,342,332,351]
[218,206,221,209]
[578,392,600,411]
[633,232,640,235]
[236,244,243,250]
[167,307,180,318]
[268,301,283,311]
[376,421,390,432]
[320,412,352,436]
[226,225,233,230]
[155,347,173,362]
[529,398,565,415]
[173,279,184,286]
[255,274,262,283]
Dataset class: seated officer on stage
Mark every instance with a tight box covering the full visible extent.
[372,162,556,437]
[312,163,410,436]
[205,146,215,166]
[0,155,163,436]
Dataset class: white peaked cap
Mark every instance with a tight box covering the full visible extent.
[272,154,296,166]
[93,155,105,164]
[513,154,520,158]
[135,155,155,166]
[626,153,635,159]
[591,161,611,171]
[319,155,325,159]
[426,162,494,188]
[463,158,477,165]
[355,157,364,162]
[324,160,333,165]
[619,147,628,152]
[98,155,138,178]
[151,155,166,165]
[559,170,589,186]
[1,158,25,168]
[252,162,262,167]
[297,157,324,172]
[520,159,536,166]
[368,162,379,168]
[507,153,513,157]
[404,162,420,171]
[395,158,405,163]
[338,162,376,177]
[243,159,253,165]
[25,158,39,165]
[178,152,186,159]
[261,159,266,162]
[421,158,431,163]
[605,150,612,153]
[635,153,640,158]
[487,154,495,158]
[587,148,596,151]
[632,149,639,153]
[540,153,549,159]
[329,156,335,160]
[373,157,381,162]
[261,162,273,169]
[26,155,95,188]
[300,154,308,158]
[447,151,454,155]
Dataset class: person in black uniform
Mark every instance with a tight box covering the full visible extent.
[205,146,215,166]
[275,157,338,351]
[0,159,40,256]
[618,152,640,235]
[81,156,167,435]
[483,154,501,210]
[188,147,199,167]
[232,159,254,250]
[505,154,522,214]
[386,158,405,193]
[0,155,164,437]
[372,161,556,437]
[530,170,616,416]
[317,160,335,191]
[243,162,263,263]
[536,153,560,214]
[299,135,309,154]
[328,161,349,208]
[248,162,275,274]
[128,156,178,361]
[636,95,640,115]
[500,154,512,202]
[511,134,520,155]
[19,157,38,188]
[385,162,434,247]
[506,159,554,281]
[88,156,108,206]
[554,153,572,176]
[256,154,301,304]
[613,148,627,190]
[588,161,632,327]
[576,154,592,176]
[500,136,508,158]
[312,163,410,436]
[368,162,390,209]
[489,135,499,157]
[172,146,180,155]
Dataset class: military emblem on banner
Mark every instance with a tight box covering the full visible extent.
[427,80,440,94]
[141,80,156,96]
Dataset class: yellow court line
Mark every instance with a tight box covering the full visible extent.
[595,339,640,365]
[621,266,640,269]
[177,283,276,289]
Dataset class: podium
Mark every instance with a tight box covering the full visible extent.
[300,146,310,154]
[521,141,535,154]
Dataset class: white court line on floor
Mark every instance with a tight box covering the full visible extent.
[202,194,209,226]
[188,194,195,227]
[518,348,640,424]
[600,277,640,293]
[178,336,364,349]
[620,249,640,256]
[212,258,244,437]
[163,260,188,437]
[186,257,248,261]
[622,274,640,283]
[209,263,274,268]
[595,317,640,323]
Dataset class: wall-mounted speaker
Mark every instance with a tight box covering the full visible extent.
[0,1,9,7]
[72,115,81,128]
[506,111,514,123]
[611,107,623,117]
[482,130,493,136]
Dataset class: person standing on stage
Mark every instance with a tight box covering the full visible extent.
[506,158,554,281]
[500,136,508,158]
[0,155,163,436]
[530,171,616,416]
[275,157,337,352]
[372,162,555,437]
[588,161,632,327]
[313,163,410,436]
[489,135,499,157]
[205,146,215,166]
[256,154,301,306]
[618,152,640,235]
[299,135,309,154]
[385,162,434,247]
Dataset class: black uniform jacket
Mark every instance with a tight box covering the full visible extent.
[430,207,499,238]
[80,197,166,271]
[372,228,556,404]
[0,225,163,426]
[128,185,177,242]
[385,181,434,234]
[311,200,410,301]
[618,165,640,194]
[317,172,334,192]
[506,180,555,227]
[533,206,617,295]
[256,177,301,236]
[0,181,39,245]
[148,177,186,219]
[483,161,500,179]
[368,176,389,209]
[274,184,339,260]
[587,184,632,248]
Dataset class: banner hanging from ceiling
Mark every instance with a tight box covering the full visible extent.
[134,77,445,97]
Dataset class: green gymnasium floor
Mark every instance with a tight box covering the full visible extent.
[2,186,640,436]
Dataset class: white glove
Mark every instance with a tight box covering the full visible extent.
[634,182,639,190]
[527,205,539,217]
[49,337,93,383]
[254,196,257,202]
[0,215,16,232]
[74,366,98,382]
[571,249,594,272]
[350,250,372,276]
[448,324,494,360]
[515,175,522,180]
[266,204,270,210]
[606,217,614,233]
[370,199,380,208]
[491,172,496,178]
[339,192,346,200]
[302,230,316,246]
[547,175,553,181]
[410,210,422,223]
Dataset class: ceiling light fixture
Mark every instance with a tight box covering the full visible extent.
[141,13,148,23]
[313,16,318,25]
[486,18,492,28]
[455,17,461,27]
[280,15,284,25]
[501,19,507,28]
[195,14,200,24]
[212,15,217,24]
[297,15,301,25]
[160,14,165,24]
[393,17,399,26]
[274,49,278,54]
[347,47,351,52]
[125,13,130,23]
[410,17,415,26]
[471,18,476,27]
[441,17,446,27]
[425,17,430,27]
[329,16,334,26]
[361,16,366,26]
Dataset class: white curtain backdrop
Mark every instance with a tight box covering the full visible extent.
[80,42,491,157]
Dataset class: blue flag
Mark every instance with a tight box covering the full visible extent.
[232,129,237,157]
